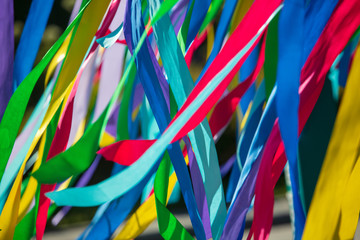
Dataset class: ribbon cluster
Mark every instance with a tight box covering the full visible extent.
[1,0,360,239]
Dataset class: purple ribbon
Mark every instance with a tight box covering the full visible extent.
[0,0,14,120]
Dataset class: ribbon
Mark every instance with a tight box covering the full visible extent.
[0,0,14,120]
[13,0,54,89]
[45,2,281,210]
[276,0,305,237]
[0,0,92,184]
[303,44,360,240]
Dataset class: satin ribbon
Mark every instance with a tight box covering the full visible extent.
[0,0,14,120]
[34,0,192,187]
[148,0,226,237]
[0,0,92,185]
[125,0,206,238]
[155,152,194,240]
[13,0,54,90]
[184,0,211,48]
[276,1,305,237]
[45,3,281,210]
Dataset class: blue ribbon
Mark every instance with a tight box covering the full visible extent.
[125,0,206,238]
[222,87,277,240]
[197,0,238,81]
[185,0,211,48]
[276,1,338,238]
[13,0,55,90]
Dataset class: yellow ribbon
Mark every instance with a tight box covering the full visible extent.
[17,134,46,222]
[44,33,71,88]
[0,161,25,239]
[230,0,253,34]
[38,0,111,145]
[14,79,75,225]
[207,25,214,60]
[303,45,360,240]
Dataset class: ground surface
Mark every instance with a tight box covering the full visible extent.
[44,198,292,240]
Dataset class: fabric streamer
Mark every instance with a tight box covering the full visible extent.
[148,0,226,238]
[1,0,360,239]
[276,0,305,237]
[0,0,92,183]
[13,0,55,90]
[44,0,280,218]
[0,0,14,120]
[303,44,360,240]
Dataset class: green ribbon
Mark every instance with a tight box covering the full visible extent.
[33,0,190,184]
[155,152,194,240]
[264,12,279,100]
[297,76,337,214]
[0,0,91,180]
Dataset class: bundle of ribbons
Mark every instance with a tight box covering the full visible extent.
[1,0,360,239]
